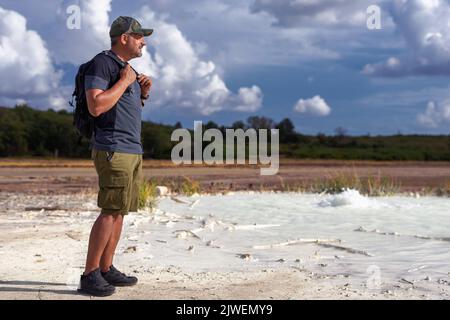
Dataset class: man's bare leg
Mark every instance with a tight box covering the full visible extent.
[84,214,118,275]
[100,214,124,272]
[95,213,137,287]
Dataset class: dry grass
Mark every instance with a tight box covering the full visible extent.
[435,180,450,197]
[138,179,159,212]
[179,176,201,196]
[0,159,94,168]
[138,176,201,198]
[256,169,400,196]
[311,172,400,196]
[2,157,450,168]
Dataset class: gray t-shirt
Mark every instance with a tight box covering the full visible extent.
[84,51,143,155]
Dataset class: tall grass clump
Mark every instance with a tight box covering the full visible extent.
[313,172,400,196]
[138,178,159,212]
[435,180,450,197]
[180,176,201,196]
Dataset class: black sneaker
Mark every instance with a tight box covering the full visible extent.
[77,268,116,297]
[101,265,138,287]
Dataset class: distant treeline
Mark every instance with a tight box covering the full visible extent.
[1,105,450,161]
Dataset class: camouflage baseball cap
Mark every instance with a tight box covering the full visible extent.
[109,16,153,38]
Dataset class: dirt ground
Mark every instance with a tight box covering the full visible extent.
[0,159,449,194]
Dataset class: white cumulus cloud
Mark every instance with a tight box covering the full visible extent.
[364,0,450,77]
[0,1,263,115]
[0,6,65,109]
[417,100,450,128]
[294,95,331,117]
[50,0,112,65]
[136,6,263,116]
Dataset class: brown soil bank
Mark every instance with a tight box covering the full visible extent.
[0,159,449,195]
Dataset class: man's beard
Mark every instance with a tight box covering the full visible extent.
[129,49,142,59]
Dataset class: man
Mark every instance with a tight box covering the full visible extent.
[78,16,153,297]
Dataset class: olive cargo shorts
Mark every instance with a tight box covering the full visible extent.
[92,149,143,216]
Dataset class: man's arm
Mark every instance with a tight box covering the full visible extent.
[86,64,136,117]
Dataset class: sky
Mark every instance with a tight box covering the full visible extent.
[1,0,450,135]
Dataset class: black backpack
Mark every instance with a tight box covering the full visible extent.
[70,51,129,141]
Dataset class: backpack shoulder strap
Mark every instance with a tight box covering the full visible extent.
[103,50,125,68]
[102,50,139,76]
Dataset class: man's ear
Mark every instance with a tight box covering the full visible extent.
[120,34,128,45]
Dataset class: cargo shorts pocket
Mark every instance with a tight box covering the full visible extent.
[98,175,129,211]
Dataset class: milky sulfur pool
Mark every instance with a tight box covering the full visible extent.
[1,190,449,295]
[139,190,450,286]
